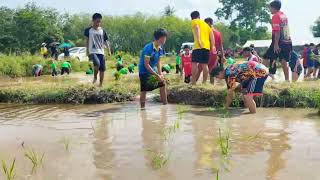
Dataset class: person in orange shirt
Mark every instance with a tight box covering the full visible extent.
[190,11,215,85]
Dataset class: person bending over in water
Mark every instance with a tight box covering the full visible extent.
[32,64,43,77]
[61,61,72,75]
[138,28,168,109]
[211,61,269,114]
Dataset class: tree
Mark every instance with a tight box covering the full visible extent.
[312,17,320,37]
[163,5,176,17]
[215,0,271,44]
[215,0,270,30]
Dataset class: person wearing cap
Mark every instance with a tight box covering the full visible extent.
[40,43,49,59]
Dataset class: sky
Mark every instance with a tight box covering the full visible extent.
[1,0,319,43]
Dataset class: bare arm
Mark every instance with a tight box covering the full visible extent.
[274,31,281,53]
[226,89,234,108]
[157,57,162,75]
[144,57,159,76]
[105,41,111,56]
[209,30,216,52]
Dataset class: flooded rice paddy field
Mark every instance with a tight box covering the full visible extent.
[0,103,319,180]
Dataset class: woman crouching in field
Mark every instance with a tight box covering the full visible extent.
[211,60,269,114]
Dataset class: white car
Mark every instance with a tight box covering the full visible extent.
[58,47,89,61]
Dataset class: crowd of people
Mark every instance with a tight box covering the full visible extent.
[31,0,319,114]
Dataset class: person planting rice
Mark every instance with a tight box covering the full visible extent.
[138,28,168,109]
[84,13,111,87]
[116,55,124,71]
[128,63,137,73]
[61,61,72,75]
[161,64,173,74]
[211,61,269,114]
[32,64,43,77]
[181,45,192,84]
[50,60,58,76]
[119,67,129,75]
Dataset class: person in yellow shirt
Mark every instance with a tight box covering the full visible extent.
[190,11,215,85]
[40,43,48,59]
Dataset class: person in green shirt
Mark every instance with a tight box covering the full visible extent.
[86,64,94,75]
[162,64,172,74]
[128,62,137,73]
[61,61,72,75]
[119,67,128,75]
[175,52,182,74]
[50,60,57,76]
[116,55,124,71]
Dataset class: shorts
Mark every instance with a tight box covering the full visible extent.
[61,67,70,75]
[192,49,210,64]
[184,75,191,84]
[241,76,268,97]
[89,54,106,72]
[264,42,292,62]
[139,74,165,92]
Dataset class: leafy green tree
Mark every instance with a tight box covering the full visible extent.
[215,0,271,44]
[163,5,176,17]
[312,17,320,37]
[0,7,18,53]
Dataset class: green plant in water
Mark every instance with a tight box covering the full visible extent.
[218,128,231,157]
[24,148,44,172]
[60,137,71,152]
[146,149,170,170]
[161,119,181,140]
[1,159,16,180]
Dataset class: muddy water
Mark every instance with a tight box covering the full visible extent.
[0,103,319,180]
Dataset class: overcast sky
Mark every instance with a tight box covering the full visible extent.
[1,0,319,43]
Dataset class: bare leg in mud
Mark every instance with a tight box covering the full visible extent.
[99,71,104,87]
[159,85,168,105]
[140,91,146,109]
[93,66,99,84]
[243,95,256,114]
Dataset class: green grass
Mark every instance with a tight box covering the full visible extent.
[0,55,89,77]
[218,128,231,157]
[1,159,16,180]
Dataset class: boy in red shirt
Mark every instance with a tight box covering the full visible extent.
[181,45,192,83]
[263,0,292,81]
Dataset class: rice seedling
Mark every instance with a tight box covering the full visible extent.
[146,149,170,170]
[1,159,16,180]
[177,106,189,118]
[24,148,45,172]
[240,130,263,142]
[161,119,181,140]
[60,137,71,152]
[218,128,231,157]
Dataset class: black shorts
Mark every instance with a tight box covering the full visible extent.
[192,49,210,64]
[241,76,268,96]
[263,42,292,62]
[139,74,165,92]
[61,67,70,75]
[89,54,106,72]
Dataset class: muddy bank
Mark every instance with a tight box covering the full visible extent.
[0,84,135,104]
[168,83,320,109]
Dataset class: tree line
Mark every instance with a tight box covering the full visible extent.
[0,2,275,55]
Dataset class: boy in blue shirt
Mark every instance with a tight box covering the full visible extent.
[139,28,168,109]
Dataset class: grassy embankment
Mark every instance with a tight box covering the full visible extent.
[0,55,319,111]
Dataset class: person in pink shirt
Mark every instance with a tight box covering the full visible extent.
[181,45,192,83]
[243,47,260,63]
